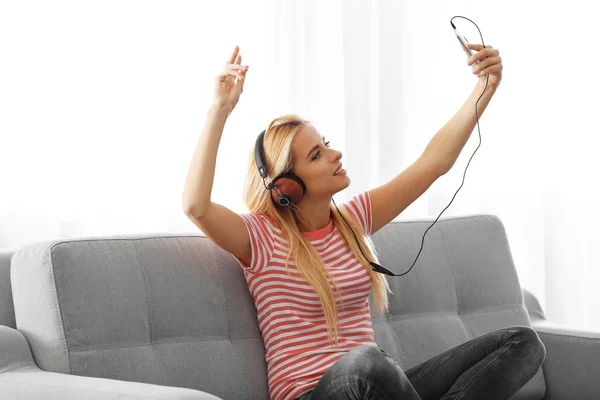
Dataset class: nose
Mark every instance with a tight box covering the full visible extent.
[334,149,342,161]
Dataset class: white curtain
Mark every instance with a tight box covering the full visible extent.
[1,0,599,331]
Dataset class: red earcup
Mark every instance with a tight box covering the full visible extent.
[271,177,304,206]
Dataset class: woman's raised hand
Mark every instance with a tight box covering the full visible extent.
[213,46,249,112]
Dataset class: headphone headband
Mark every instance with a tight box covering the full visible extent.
[255,130,269,179]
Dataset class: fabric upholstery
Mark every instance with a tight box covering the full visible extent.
[5,214,548,399]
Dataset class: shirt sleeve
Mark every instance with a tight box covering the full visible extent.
[341,190,373,236]
[232,213,276,274]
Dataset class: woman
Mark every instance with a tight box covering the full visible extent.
[182,46,546,400]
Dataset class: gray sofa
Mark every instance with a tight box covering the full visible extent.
[1,214,599,399]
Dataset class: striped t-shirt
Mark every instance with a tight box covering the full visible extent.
[232,190,377,400]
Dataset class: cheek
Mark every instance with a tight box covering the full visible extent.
[300,164,331,183]
[317,166,332,180]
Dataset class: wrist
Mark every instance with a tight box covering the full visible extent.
[476,78,499,92]
[209,102,233,116]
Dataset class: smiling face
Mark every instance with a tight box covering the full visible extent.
[291,124,350,198]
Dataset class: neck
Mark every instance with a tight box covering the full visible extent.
[296,197,333,232]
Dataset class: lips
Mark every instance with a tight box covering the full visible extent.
[333,164,343,176]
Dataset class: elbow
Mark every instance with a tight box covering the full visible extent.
[438,163,451,175]
[182,199,196,217]
[182,201,206,219]
[421,152,451,176]
[433,156,452,176]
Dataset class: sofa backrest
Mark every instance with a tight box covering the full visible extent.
[9,214,545,400]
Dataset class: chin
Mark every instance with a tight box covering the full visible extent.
[329,172,351,192]
[338,175,351,187]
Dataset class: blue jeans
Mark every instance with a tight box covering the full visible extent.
[294,325,546,400]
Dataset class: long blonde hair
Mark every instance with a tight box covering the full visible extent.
[242,114,392,347]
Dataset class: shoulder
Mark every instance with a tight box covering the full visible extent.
[341,190,372,236]
[239,213,280,238]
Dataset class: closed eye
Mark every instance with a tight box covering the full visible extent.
[312,140,331,160]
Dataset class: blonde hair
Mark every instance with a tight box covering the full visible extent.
[242,114,392,348]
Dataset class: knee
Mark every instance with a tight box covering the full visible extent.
[512,325,546,363]
[323,345,415,399]
[339,344,405,382]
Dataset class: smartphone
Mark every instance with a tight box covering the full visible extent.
[454,29,480,65]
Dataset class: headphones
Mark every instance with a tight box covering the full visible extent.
[254,15,487,277]
[254,129,306,212]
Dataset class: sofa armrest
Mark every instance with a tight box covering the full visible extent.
[0,326,221,400]
[522,288,600,399]
[531,318,600,400]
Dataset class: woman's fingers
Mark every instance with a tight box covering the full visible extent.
[232,65,247,78]
[226,62,248,71]
[230,67,244,80]
[472,56,501,72]
[227,46,240,67]
[218,71,241,83]
[217,68,242,83]
[226,62,248,74]
[220,47,248,84]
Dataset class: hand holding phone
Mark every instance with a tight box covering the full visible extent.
[454,29,480,65]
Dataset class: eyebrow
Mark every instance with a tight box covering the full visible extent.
[306,136,326,160]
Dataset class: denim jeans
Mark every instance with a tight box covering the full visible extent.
[294,325,546,400]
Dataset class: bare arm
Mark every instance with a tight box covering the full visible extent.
[180,46,254,267]
[181,104,232,217]
[182,45,247,216]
